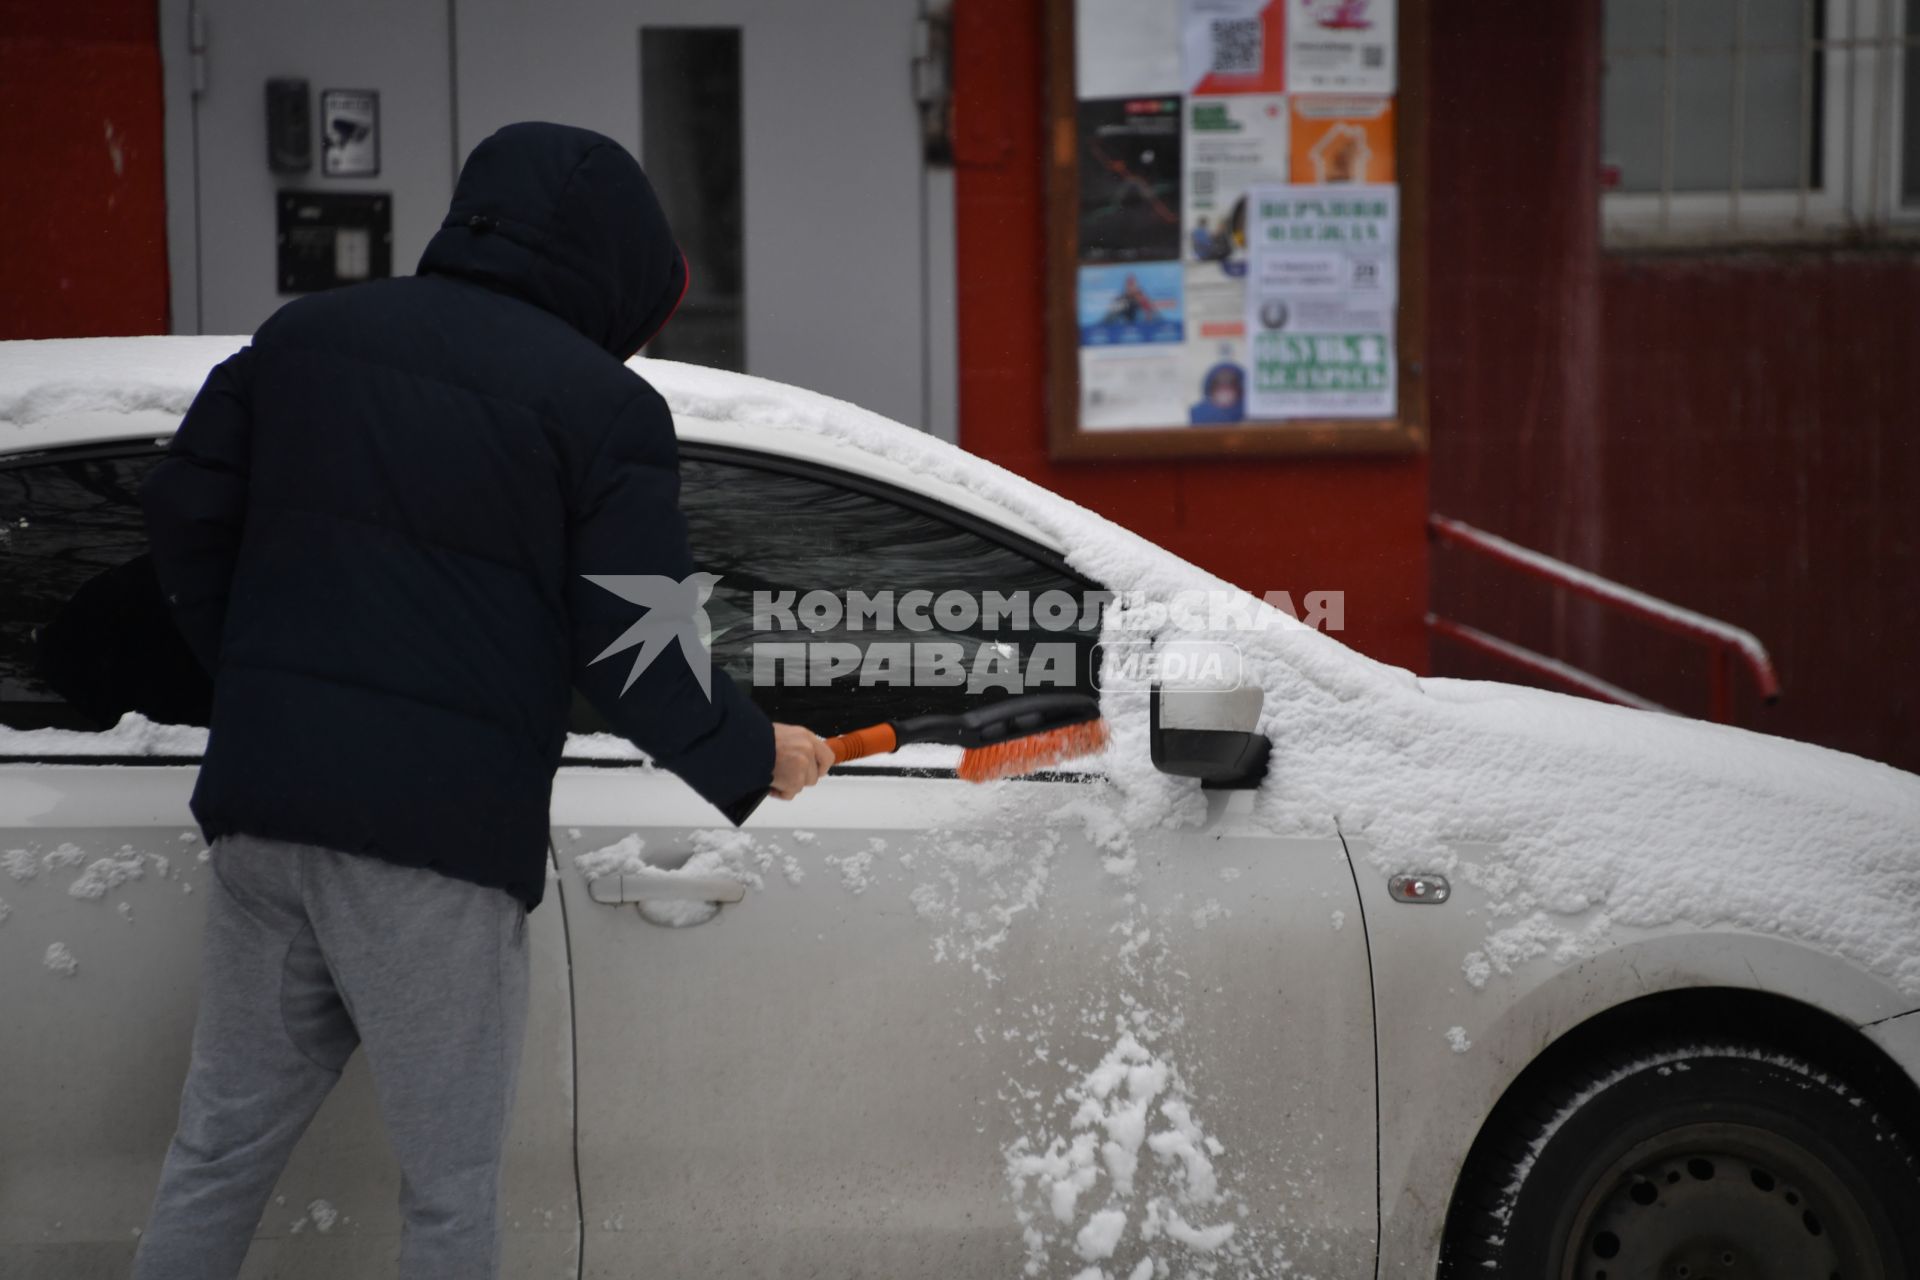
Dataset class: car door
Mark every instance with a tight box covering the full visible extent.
[556,446,1378,1278]
[0,440,580,1278]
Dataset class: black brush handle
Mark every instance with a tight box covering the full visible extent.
[891,692,1100,750]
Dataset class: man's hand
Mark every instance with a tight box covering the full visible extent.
[770,722,834,800]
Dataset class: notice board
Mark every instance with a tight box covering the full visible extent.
[1047,0,1428,458]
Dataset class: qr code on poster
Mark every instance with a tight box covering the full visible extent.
[1361,44,1386,68]
[1209,18,1262,74]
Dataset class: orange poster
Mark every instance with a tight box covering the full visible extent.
[1288,97,1395,184]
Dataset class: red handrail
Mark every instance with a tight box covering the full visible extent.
[1427,515,1780,723]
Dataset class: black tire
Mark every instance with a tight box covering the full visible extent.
[1443,1038,1920,1280]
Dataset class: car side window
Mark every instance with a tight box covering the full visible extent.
[573,452,1102,739]
[0,448,210,733]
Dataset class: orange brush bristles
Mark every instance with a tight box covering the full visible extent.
[956,719,1109,783]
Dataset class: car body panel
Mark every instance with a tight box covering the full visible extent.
[1348,835,1920,1277]
[0,409,178,458]
[1864,1008,1920,1080]
[553,766,1377,1278]
[0,765,582,1277]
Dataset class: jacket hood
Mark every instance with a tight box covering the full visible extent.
[417,122,687,356]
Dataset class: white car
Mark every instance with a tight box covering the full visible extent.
[3,337,1919,1280]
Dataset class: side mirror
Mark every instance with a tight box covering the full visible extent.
[1149,681,1270,790]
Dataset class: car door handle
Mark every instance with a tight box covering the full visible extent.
[587,871,747,906]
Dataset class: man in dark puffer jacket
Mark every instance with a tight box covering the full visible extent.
[132,123,833,1280]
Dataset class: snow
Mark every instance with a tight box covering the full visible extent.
[287,1197,342,1234]
[1151,1203,1236,1251]
[571,833,649,880]
[3,341,1918,1002]
[0,714,206,758]
[1007,1028,1245,1277]
[1075,1208,1128,1260]
[572,829,766,928]
[43,941,78,976]
[0,335,246,427]
[1188,901,1227,931]
[904,829,1057,984]
[1446,1026,1472,1054]
[68,850,148,900]
[824,840,880,894]
[41,842,87,871]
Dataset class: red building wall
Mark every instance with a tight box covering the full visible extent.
[1426,0,1919,773]
[1424,0,1614,687]
[950,1,1430,674]
[0,0,170,340]
[1594,256,1920,769]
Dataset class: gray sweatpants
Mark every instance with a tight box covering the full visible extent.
[132,833,530,1280]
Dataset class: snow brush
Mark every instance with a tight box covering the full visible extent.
[824,692,1108,783]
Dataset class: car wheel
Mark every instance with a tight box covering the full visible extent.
[1444,1039,1920,1280]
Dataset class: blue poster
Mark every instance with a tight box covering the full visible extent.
[1077,262,1185,346]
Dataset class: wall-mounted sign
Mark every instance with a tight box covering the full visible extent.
[1047,0,1425,458]
[1287,0,1397,94]
[1245,183,1398,418]
[1290,96,1395,183]
[320,89,380,177]
[265,78,312,174]
[277,191,392,293]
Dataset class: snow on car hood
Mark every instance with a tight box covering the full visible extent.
[5,337,1920,1000]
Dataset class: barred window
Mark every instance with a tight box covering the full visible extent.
[1602,0,1920,245]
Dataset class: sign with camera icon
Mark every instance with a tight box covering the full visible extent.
[320,90,380,178]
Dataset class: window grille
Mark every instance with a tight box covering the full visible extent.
[1602,0,1919,245]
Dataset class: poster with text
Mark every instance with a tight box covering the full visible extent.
[1245,183,1396,418]
[1285,0,1395,94]
[1081,347,1188,430]
[1078,0,1184,97]
[1078,97,1185,262]
[1182,93,1288,275]
[1289,96,1394,183]
[1185,337,1250,424]
[1185,264,1246,343]
[1078,262,1186,346]
[1182,0,1286,95]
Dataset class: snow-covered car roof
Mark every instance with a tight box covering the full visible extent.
[4,336,1919,1005]
[0,336,1057,550]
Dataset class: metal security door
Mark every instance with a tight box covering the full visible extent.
[451,0,941,434]
[161,0,457,336]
